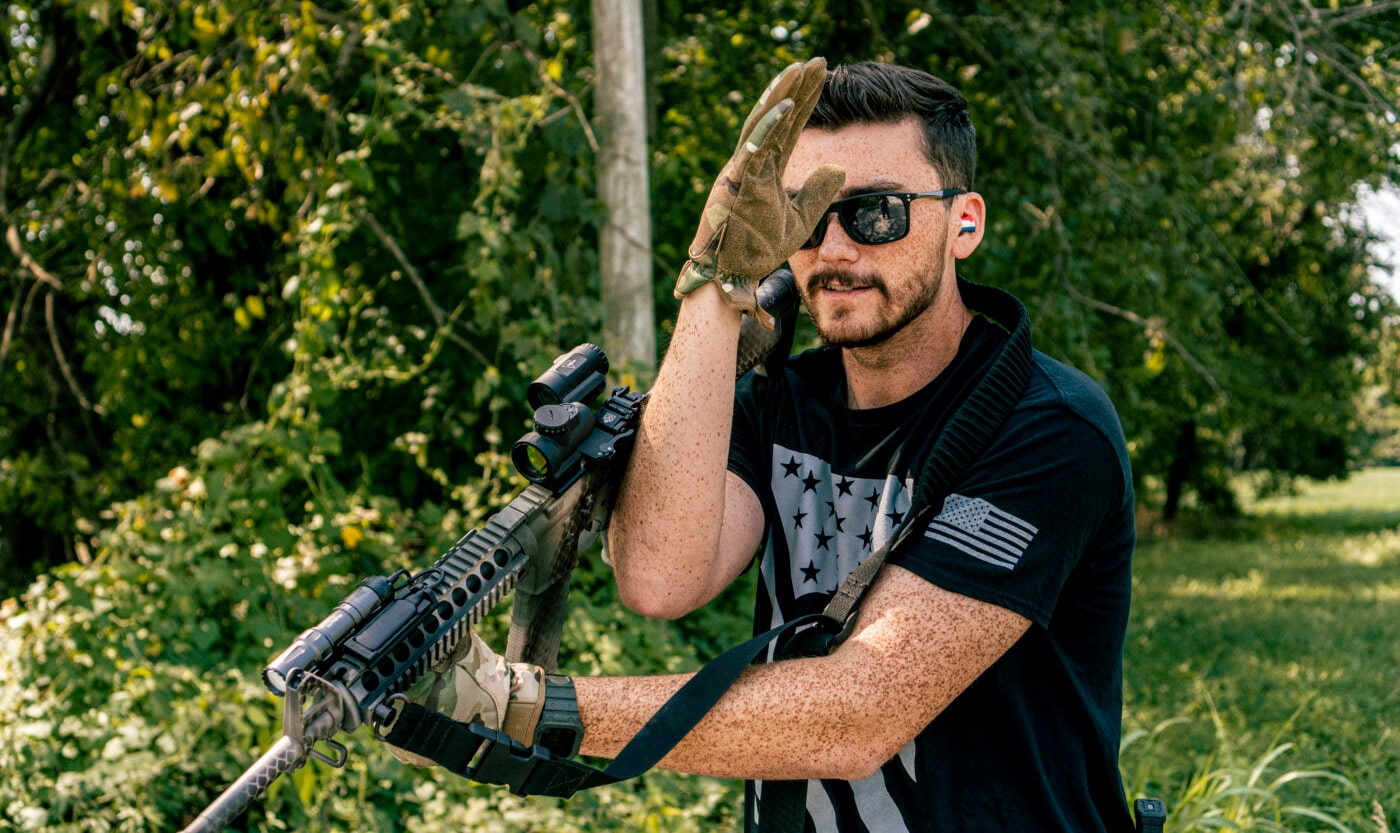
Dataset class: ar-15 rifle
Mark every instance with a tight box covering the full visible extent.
[180,271,799,833]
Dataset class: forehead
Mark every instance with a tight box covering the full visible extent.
[784,118,939,193]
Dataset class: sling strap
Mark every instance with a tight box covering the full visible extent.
[383,278,1034,832]
[381,612,829,795]
[759,277,1032,664]
[756,278,1033,832]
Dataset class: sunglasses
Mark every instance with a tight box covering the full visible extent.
[800,189,968,250]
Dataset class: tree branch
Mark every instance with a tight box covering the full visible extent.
[0,282,24,372]
[1063,279,1229,403]
[1024,201,1229,404]
[358,207,447,325]
[357,206,492,367]
[6,225,64,290]
[45,291,102,414]
[522,47,600,154]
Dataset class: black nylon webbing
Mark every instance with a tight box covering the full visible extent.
[387,279,1033,833]
[754,279,1033,833]
[382,613,828,797]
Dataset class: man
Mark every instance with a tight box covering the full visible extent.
[392,59,1136,832]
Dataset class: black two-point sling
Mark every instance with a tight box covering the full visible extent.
[382,278,1033,833]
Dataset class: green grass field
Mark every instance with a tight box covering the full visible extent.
[1122,468,1400,831]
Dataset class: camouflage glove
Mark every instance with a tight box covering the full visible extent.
[385,631,551,767]
[675,57,846,329]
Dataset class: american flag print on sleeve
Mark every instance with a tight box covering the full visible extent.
[923,493,1038,569]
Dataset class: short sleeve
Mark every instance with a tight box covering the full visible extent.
[728,369,774,500]
[888,408,1128,627]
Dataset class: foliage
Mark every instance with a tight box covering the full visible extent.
[1122,697,1360,832]
[1,0,605,584]
[1356,312,1400,467]
[647,0,1400,512]
[0,404,747,830]
[1,0,639,827]
[4,1,1398,569]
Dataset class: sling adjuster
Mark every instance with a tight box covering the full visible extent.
[466,725,594,798]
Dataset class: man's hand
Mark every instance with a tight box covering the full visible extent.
[675,57,845,329]
[385,631,548,767]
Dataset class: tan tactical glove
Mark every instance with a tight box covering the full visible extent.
[386,631,551,767]
[675,57,846,329]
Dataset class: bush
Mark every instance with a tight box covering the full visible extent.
[0,400,751,831]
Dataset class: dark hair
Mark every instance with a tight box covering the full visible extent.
[808,62,977,190]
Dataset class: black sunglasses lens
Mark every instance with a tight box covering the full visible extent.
[799,194,914,250]
[843,195,908,245]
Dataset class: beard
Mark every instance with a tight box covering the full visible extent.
[799,267,945,349]
[797,220,952,349]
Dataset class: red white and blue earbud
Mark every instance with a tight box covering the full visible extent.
[959,217,977,234]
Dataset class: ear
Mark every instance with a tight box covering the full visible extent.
[951,192,986,260]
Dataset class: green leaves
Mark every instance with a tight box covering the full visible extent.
[2,0,622,826]
[1,0,612,580]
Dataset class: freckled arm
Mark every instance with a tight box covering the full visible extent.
[608,283,766,620]
[574,565,1030,781]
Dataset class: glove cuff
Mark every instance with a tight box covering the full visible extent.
[501,671,584,759]
[673,262,775,330]
[500,664,545,746]
[674,259,715,298]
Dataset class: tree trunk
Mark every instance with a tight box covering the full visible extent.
[1163,420,1197,521]
[592,0,655,372]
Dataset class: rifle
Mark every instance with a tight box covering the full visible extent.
[180,271,799,833]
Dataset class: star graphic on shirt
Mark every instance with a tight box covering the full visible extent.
[792,509,807,529]
[886,509,905,526]
[781,457,802,479]
[835,476,855,496]
[858,525,874,550]
[801,472,821,493]
[865,487,882,510]
[800,561,821,583]
[815,530,833,551]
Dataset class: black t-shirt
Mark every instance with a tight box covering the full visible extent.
[728,312,1137,833]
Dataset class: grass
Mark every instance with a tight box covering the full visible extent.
[1122,468,1400,830]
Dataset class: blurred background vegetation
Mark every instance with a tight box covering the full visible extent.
[1,0,1398,830]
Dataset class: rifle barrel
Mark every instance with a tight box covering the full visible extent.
[181,270,802,827]
[180,709,336,833]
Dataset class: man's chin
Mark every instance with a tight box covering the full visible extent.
[812,316,895,349]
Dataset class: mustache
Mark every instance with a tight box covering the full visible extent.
[802,270,884,292]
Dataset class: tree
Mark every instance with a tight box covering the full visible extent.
[593,0,657,372]
[0,0,610,586]
[642,0,1399,513]
[3,1,743,829]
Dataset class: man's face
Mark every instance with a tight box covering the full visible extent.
[784,118,960,349]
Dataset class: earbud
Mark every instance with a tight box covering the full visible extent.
[959,217,977,234]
